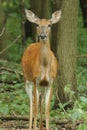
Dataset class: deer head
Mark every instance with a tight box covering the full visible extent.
[25,9,61,41]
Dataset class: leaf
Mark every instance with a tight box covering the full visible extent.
[80,96,87,104]
[54,127,58,130]
[77,124,87,130]
[71,108,83,122]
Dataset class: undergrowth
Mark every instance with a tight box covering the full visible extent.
[0,59,87,130]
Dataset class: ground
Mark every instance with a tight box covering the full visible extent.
[0,61,87,130]
[0,118,85,130]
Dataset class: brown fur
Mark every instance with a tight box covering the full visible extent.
[22,42,58,83]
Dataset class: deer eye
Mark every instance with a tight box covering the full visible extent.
[36,24,39,27]
[48,24,51,27]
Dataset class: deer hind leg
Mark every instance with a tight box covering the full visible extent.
[45,86,53,130]
[33,84,39,130]
[39,93,44,130]
[25,81,33,130]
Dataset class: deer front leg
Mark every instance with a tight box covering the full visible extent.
[25,81,33,130]
[45,87,52,130]
[33,85,39,130]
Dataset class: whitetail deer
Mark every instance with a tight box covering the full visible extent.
[22,9,61,130]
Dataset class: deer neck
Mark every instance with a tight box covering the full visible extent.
[40,37,51,66]
[39,37,51,86]
[40,37,50,50]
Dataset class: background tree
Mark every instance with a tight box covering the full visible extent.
[0,0,8,59]
[51,0,62,55]
[20,0,26,50]
[80,0,87,27]
[54,0,79,104]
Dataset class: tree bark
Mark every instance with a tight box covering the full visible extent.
[40,0,50,19]
[51,0,62,56]
[80,0,87,27]
[29,0,43,41]
[55,0,79,104]
[20,0,26,50]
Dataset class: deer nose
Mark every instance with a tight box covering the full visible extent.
[40,34,46,39]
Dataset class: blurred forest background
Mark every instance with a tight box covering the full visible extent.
[0,0,87,130]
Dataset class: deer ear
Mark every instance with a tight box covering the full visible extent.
[51,10,61,24]
[25,9,40,23]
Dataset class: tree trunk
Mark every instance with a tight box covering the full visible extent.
[51,0,62,56]
[20,0,26,50]
[0,0,8,59]
[80,0,87,27]
[29,0,43,41]
[40,0,50,19]
[30,0,50,18]
[55,0,79,104]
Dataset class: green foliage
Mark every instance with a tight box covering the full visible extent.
[77,124,87,130]
[77,66,87,96]
[3,0,30,13]
[5,10,33,62]
[0,60,29,115]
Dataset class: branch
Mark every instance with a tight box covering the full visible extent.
[0,59,21,66]
[0,115,86,130]
[0,80,22,85]
[0,115,85,125]
[0,66,23,76]
[0,115,28,121]
[0,115,70,124]
[77,54,87,58]
[0,27,5,37]
[0,35,21,55]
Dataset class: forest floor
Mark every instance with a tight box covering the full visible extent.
[0,117,85,130]
[0,60,87,130]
